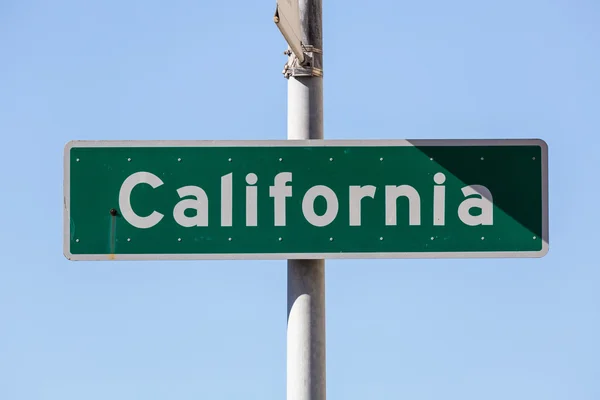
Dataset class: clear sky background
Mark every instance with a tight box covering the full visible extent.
[1,0,598,399]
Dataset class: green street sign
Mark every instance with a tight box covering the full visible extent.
[63,139,548,261]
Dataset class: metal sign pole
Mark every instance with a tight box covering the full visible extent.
[285,0,326,399]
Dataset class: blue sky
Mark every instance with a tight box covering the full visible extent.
[1,0,599,399]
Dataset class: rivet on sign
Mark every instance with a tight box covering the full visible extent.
[431,237,435,241]
[380,237,384,241]
[76,158,80,162]
[430,157,434,161]
[127,238,131,242]
[481,157,484,161]
[75,239,80,243]
[178,158,182,162]
[533,236,537,240]
[109,208,118,216]
[128,158,131,162]
[329,157,334,161]
[178,238,182,242]
[532,157,536,160]
[279,237,283,241]
[228,237,232,241]
[279,158,283,162]
[481,237,485,240]
[228,158,232,162]
[380,157,384,161]
[329,237,334,241]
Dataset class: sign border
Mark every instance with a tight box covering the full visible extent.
[63,139,549,261]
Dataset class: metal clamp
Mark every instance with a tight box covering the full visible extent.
[282,45,323,79]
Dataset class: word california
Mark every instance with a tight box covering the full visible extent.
[118,171,494,229]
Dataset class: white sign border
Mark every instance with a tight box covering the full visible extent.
[63,139,549,261]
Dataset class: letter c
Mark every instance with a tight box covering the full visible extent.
[118,171,164,229]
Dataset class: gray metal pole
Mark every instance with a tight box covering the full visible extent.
[286,0,325,398]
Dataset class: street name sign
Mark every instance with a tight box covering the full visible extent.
[274,0,304,63]
[63,139,548,261]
